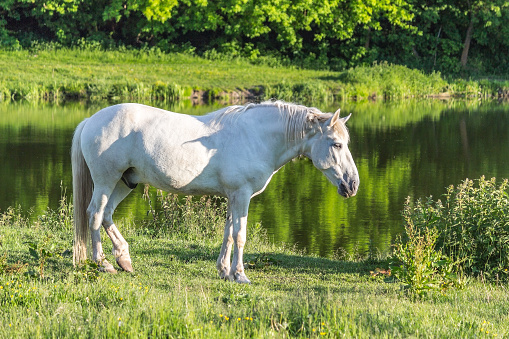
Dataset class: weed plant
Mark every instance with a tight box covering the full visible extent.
[391,208,465,297]
[400,176,509,281]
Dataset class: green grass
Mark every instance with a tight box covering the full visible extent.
[1,196,509,338]
[2,48,508,103]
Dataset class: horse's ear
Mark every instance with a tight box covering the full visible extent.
[329,109,341,127]
[341,113,352,124]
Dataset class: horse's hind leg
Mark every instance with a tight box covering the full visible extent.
[102,181,134,272]
[87,184,117,273]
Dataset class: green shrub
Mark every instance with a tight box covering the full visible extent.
[401,176,509,281]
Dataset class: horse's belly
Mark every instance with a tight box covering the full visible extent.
[131,148,225,196]
[150,174,225,196]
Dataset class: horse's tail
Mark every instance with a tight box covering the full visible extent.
[72,119,93,266]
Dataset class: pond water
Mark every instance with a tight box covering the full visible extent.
[2,100,509,257]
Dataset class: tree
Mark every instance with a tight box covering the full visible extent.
[458,0,508,69]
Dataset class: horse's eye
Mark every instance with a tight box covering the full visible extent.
[333,143,342,149]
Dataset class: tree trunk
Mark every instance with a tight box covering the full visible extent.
[460,17,474,67]
[364,27,371,50]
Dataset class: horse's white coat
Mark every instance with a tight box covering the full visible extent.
[72,101,359,283]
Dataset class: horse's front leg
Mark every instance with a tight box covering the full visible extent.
[216,204,233,279]
[229,192,251,284]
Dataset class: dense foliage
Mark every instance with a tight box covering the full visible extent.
[1,0,509,74]
[399,176,509,281]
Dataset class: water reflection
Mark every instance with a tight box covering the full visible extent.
[1,100,509,257]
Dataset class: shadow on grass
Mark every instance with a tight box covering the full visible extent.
[246,252,384,275]
[134,239,386,277]
[135,240,219,267]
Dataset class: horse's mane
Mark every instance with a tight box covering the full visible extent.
[208,100,349,142]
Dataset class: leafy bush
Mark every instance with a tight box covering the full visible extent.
[400,176,509,281]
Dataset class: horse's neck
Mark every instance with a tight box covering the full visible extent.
[206,106,311,169]
[249,108,310,169]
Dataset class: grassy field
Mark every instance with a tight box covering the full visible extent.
[1,196,508,338]
[2,47,509,103]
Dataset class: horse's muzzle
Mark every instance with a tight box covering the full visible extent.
[338,180,358,198]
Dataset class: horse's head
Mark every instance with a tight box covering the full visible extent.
[305,109,359,198]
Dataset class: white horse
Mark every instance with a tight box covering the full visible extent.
[72,100,359,283]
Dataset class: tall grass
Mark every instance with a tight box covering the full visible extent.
[338,62,449,100]
[140,188,227,239]
[0,48,506,103]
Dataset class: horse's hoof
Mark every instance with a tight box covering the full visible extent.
[116,257,133,272]
[234,273,251,284]
[99,260,117,274]
[218,268,230,280]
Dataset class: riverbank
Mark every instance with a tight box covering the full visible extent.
[1,199,508,338]
[3,48,509,103]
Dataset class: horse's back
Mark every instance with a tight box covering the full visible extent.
[81,103,209,151]
[79,103,227,194]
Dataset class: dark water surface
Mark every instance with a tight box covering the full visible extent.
[2,100,509,257]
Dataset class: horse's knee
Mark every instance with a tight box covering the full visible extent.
[225,235,233,247]
[233,231,246,248]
